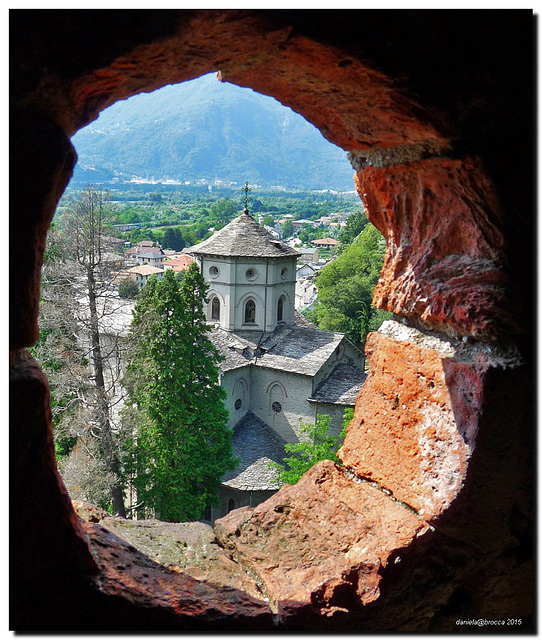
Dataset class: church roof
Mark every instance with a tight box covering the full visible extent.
[257,325,344,376]
[210,322,352,378]
[310,362,368,405]
[222,411,286,491]
[209,328,255,372]
[187,213,300,259]
[293,309,318,329]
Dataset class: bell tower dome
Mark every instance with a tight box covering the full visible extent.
[188,183,300,333]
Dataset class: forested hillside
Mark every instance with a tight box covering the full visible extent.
[71,73,354,190]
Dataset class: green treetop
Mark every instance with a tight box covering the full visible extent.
[269,410,353,485]
[209,198,238,225]
[123,266,237,522]
[161,226,185,251]
[338,209,368,248]
[307,223,391,344]
[282,219,294,238]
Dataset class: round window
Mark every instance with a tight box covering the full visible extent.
[272,401,282,413]
[245,268,257,280]
[281,267,288,280]
[235,398,242,410]
[209,265,219,278]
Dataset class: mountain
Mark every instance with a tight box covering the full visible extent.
[70,73,355,190]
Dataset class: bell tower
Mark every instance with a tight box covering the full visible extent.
[188,183,300,333]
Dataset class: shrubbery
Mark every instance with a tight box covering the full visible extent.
[118,277,139,299]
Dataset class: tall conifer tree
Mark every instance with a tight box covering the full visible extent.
[123,266,237,522]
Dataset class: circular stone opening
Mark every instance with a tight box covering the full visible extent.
[209,265,219,278]
[245,268,257,281]
[14,10,530,632]
[234,398,242,410]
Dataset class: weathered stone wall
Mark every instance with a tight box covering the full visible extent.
[353,156,512,339]
[251,368,314,442]
[10,9,533,631]
[221,368,251,428]
[313,401,348,440]
[212,486,276,523]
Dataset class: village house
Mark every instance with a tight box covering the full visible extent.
[124,247,142,263]
[317,216,334,225]
[296,262,322,279]
[311,237,340,249]
[138,249,166,269]
[162,253,194,273]
[124,241,163,264]
[125,264,165,290]
[295,275,319,311]
[297,247,319,264]
[187,205,366,522]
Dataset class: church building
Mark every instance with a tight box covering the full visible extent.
[188,194,367,522]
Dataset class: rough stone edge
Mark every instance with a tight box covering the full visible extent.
[378,319,522,369]
[348,140,452,170]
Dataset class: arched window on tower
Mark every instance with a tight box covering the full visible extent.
[277,295,285,322]
[244,299,256,324]
[211,296,220,321]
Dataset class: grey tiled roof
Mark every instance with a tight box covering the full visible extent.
[211,323,344,377]
[138,251,164,259]
[311,362,367,405]
[209,328,257,372]
[187,213,300,258]
[293,309,318,329]
[257,324,345,376]
[222,412,286,491]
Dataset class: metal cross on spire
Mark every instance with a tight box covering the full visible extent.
[242,181,252,214]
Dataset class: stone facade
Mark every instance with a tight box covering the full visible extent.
[202,255,297,332]
[220,343,362,440]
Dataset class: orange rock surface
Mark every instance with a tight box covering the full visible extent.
[338,325,488,519]
[215,460,430,621]
[356,157,514,339]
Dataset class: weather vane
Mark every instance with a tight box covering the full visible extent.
[242,181,252,214]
